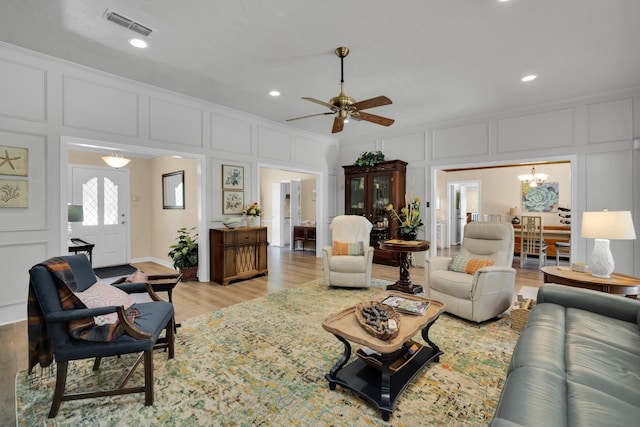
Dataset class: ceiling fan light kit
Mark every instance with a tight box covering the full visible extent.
[287,46,394,133]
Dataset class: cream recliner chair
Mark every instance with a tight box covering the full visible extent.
[322,215,374,288]
[424,222,516,322]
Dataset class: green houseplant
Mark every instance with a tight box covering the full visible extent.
[354,150,385,167]
[168,227,198,280]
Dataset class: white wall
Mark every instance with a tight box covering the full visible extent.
[340,92,640,278]
[0,42,337,324]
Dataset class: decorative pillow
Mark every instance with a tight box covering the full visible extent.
[75,282,135,325]
[332,240,365,256]
[450,255,494,274]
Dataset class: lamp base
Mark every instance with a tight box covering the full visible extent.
[589,238,614,278]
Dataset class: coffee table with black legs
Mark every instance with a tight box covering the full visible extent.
[322,292,445,421]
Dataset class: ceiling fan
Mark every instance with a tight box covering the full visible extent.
[287,47,394,134]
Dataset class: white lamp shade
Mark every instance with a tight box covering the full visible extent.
[581,211,636,240]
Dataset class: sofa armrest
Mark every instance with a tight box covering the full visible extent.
[472,267,517,296]
[537,283,640,323]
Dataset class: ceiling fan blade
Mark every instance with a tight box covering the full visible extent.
[286,112,334,122]
[331,117,344,133]
[353,111,395,127]
[302,97,335,110]
[351,96,392,111]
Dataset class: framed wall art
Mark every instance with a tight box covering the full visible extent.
[222,164,244,190]
[522,182,559,212]
[0,179,28,208]
[223,190,244,214]
[0,146,28,176]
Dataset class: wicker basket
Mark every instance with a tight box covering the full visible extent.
[511,299,536,331]
[355,301,400,341]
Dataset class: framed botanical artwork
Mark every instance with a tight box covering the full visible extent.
[223,190,244,214]
[222,164,244,190]
[0,146,28,177]
[0,179,28,208]
[522,182,559,212]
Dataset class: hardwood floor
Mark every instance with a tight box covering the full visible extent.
[1,246,550,425]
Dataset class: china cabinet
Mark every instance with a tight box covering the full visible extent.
[343,159,407,266]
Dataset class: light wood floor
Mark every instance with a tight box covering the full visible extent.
[0,246,551,425]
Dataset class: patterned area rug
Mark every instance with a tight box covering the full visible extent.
[16,279,519,426]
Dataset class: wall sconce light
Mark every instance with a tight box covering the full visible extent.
[581,210,636,278]
[518,165,548,187]
[102,150,131,168]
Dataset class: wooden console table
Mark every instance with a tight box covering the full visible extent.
[293,225,316,251]
[542,266,640,298]
[68,238,95,264]
[209,227,268,285]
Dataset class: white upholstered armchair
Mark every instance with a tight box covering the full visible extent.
[424,222,516,322]
[322,215,374,288]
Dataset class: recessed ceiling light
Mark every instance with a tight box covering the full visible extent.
[129,38,148,48]
[521,74,537,82]
[269,90,281,97]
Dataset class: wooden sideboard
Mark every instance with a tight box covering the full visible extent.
[209,227,268,285]
[513,225,571,258]
[293,225,316,251]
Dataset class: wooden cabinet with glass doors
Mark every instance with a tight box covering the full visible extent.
[343,160,407,266]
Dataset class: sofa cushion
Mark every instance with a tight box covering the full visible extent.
[329,254,367,273]
[75,282,134,325]
[429,270,473,300]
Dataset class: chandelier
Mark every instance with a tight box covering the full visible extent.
[101,150,131,168]
[518,165,548,187]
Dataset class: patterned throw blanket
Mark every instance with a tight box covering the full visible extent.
[28,257,138,373]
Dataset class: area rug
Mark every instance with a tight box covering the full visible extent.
[16,279,520,426]
[93,264,137,279]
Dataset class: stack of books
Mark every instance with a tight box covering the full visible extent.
[381,296,429,315]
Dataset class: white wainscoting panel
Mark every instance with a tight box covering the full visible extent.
[0,130,47,231]
[149,97,203,146]
[211,114,252,154]
[294,135,322,166]
[0,240,48,324]
[63,75,138,136]
[585,150,634,275]
[257,125,291,160]
[587,98,633,144]
[340,141,377,166]
[382,132,426,162]
[497,108,573,152]
[432,122,488,160]
[0,59,46,122]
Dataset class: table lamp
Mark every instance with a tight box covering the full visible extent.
[67,204,84,241]
[581,210,636,278]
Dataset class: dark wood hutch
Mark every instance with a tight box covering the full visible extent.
[343,159,407,266]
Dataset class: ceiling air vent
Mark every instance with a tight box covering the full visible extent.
[104,9,153,37]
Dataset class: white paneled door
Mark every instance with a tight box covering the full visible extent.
[69,165,130,267]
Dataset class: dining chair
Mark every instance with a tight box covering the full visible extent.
[520,216,547,269]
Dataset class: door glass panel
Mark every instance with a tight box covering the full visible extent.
[372,175,390,223]
[103,178,119,225]
[349,177,365,215]
[82,177,98,226]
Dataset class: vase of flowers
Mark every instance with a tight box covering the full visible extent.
[243,202,262,227]
[386,196,424,240]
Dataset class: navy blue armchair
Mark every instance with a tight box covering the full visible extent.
[28,255,175,417]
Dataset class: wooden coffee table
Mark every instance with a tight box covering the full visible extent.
[542,266,640,298]
[322,292,445,421]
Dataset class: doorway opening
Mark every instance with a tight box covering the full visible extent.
[60,136,209,279]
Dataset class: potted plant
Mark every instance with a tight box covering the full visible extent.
[168,227,198,281]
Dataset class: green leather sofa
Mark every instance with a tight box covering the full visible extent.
[490,283,640,426]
